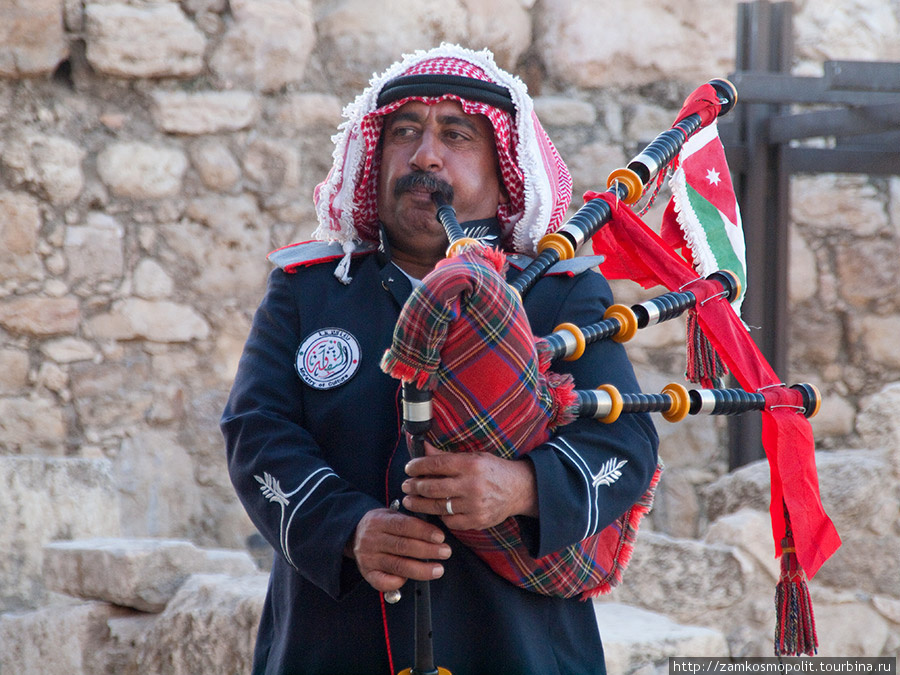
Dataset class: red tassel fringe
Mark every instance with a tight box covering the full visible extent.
[379,354,439,390]
[774,537,819,656]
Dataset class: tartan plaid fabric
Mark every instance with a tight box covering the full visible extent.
[381,248,658,598]
[381,247,576,457]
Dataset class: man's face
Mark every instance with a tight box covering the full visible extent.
[376,99,507,267]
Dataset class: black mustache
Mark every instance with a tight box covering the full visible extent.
[394,172,454,204]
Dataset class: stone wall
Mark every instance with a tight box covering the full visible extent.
[2,0,899,667]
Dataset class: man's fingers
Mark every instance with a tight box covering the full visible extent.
[404,444,468,478]
[362,555,445,589]
[377,531,452,561]
[357,507,445,543]
[358,551,447,592]
[351,508,452,592]
[363,569,407,593]
[402,475,455,500]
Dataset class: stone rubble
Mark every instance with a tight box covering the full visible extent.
[43,538,258,612]
[2,0,899,670]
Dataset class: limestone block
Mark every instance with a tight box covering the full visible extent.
[835,238,900,310]
[626,102,683,145]
[103,610,158,675]
[87,298,210,342]
[891,177,900,234]
[789,307,843,367]
[183,0,227,14]
[40,338,96,364]
[814,532,900,599]
[0,396,67,453]
[533,96,598,128]
[458,0,531,70]
[84,2,206,78]
[813,601,890,657]
[168,195,271,299]
[2,134,86,205]
[788,228,817,304]
[0,0,68,77]
[133,258,174,299]
[537,0,739,88]
[792,174,888,237]
[43,538,258,612]
[650,468,702,539]
[242,136,301,195]
[273,93,343,130]
[64,212,124,285]
[873,594,900,625]
[0,348,29,394]
[594,603,729,674]
[113,429,205,538]
[0,190,44,283]
[700,455,773,518]
[189,139,242,193]
[807,391,855,442]
[36,361,68,395]
[704,508,780,581]
[857,382,900,474]
[0,296,80,336]
[63,0,84,31]
[567,141,628,200]
[96,141,188,199]
[857,382,900,444]
[858,315,900,370]
[69,358,153,430]
[151,90,260,135]
[703,449,892,535]
[0,457,120,612]
[315,0,468,90]
[0,602,133,675]
[209,0,315,93]
[794,0,900,63]
[609,531,751,621]
[136,573,268,674]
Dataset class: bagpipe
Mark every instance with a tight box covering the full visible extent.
[380,79,840,673]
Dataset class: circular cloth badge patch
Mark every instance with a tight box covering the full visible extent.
[295,328,361,390]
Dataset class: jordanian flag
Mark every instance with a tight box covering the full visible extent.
[663,121,747,313]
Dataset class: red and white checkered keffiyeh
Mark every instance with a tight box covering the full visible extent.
[313,44,572,279]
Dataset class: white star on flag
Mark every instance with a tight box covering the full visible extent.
[663,121,746,314]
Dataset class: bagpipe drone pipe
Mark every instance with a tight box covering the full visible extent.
[380,79,841,664]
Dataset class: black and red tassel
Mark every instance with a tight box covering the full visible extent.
[774,515,818,655]
[685,310,728,385]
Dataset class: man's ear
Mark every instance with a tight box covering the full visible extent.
[497,168,510,205]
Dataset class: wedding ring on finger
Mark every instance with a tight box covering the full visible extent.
[445,498,454,516]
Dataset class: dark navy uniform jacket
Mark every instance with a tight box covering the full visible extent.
[221,239,659,675]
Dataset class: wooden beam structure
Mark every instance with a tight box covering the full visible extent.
[719,0,900,468]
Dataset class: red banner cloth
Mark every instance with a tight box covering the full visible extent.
[674,82,726,128]
[586,191,840,578]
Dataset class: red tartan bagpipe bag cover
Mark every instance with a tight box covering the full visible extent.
[381,246,660,599]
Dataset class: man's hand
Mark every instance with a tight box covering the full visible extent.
[402,443,538,530]
[346,507,451,593]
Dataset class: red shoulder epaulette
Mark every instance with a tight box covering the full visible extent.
[267,241,377,273]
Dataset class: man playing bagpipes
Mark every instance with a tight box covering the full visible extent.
[222,44,659,675]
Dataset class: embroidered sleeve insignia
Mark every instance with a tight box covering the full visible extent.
[592,457,628,487]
